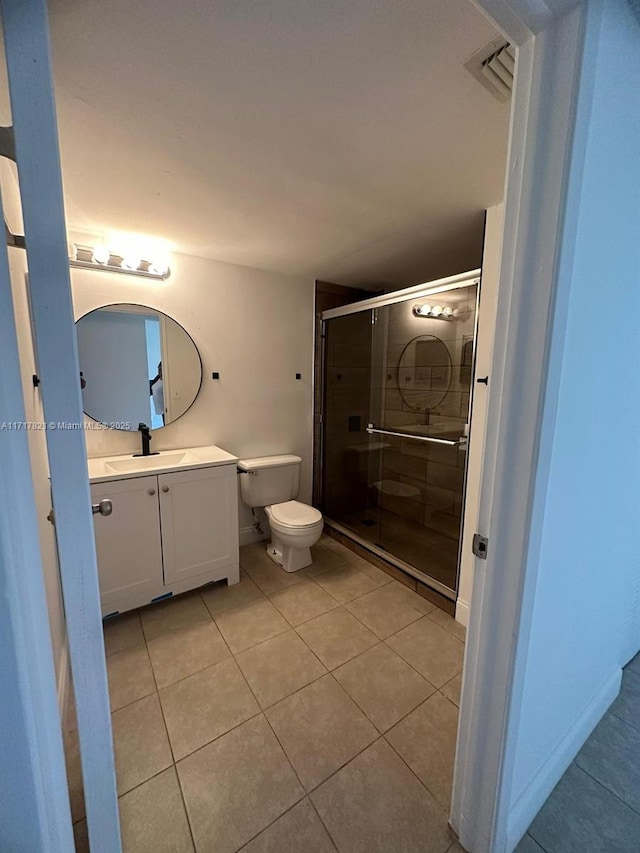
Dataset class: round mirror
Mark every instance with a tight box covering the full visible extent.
[76,304,202,430]
[397,334,452,412]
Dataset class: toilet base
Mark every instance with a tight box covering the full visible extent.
[266,535,313,572]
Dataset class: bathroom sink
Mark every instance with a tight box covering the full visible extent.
[87,445,239,483]
[105,452,196,473]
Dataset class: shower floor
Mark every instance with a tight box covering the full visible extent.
[336,508,460,593]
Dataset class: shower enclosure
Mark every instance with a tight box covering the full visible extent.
[320,271,480,600]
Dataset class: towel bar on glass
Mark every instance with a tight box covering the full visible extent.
[366,424,465,447]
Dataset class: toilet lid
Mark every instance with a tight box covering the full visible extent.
[269,500,322,528]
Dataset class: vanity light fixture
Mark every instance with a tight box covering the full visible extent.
[91,243,110,265]
[412,303,458,320]
[121,252,142,271]
[69,243,171,280]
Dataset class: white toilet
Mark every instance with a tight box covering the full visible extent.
[238,454,324,572]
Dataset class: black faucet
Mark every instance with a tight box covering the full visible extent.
[133,422,159,457]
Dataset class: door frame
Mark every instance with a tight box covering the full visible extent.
[453,1,595,850]
[1,0,121,850]
[0,0,593,851]
[0,190,75,851]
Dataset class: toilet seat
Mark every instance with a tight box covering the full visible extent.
[266,500,322,529]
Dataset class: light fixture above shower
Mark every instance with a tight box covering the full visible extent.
[412,303,457,320]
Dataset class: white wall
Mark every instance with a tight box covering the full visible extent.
[507,0,640,842]
[70,239,315,537]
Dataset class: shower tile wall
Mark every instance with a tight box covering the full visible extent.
[322,310,375,517]
[313,282,371,506]
[373,287,477,545]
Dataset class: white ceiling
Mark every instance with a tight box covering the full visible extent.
[45,0,509,289]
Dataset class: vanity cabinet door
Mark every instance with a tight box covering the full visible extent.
[159,464,239,585]
[91,475,163,614]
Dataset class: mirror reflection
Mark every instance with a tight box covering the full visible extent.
[397,334,452,412]
[76,304,202,430]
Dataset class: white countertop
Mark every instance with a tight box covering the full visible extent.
[87,444,239,483]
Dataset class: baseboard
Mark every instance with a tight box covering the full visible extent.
[455,597,471,628]
[57,635,71,723]
[506,666,622,850]
[239,524,270,547]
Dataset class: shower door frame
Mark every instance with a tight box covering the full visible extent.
[319,269,482,601]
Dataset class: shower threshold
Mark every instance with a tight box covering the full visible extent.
[324,518,457,602]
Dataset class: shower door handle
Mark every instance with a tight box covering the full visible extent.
[366,424,465,447]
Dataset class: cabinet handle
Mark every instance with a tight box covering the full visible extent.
[148,488,156,496]
[162,486,169,493]
[91,499,113,517]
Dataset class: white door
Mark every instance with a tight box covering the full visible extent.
[91,476,163,615]
[1,1,121,849]
[159,464,239,584]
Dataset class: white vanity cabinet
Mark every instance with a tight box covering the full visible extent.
[158,465,238,585]
[92,475,163,615]
[89,450,240,617]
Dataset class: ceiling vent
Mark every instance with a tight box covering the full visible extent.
[464,40,515,103]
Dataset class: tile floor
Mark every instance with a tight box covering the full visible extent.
[67,534,466,853]
[516,652,640,853]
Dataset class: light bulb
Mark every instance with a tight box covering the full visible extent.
[148,257,169,276]
[442,307,454,318]
[121,254,141,271]
[414,304,432,317]
[431,305,443,317]
[92,244,110,265]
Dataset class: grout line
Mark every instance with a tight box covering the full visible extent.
[301,732,387,798]
[383,732,452,817]
[330,648,439,736]
[233,799,319,852]
[307,795,341,853]
[234,640,328,713]
[267,588,342,627]
[571,759,640,818]
[291,612,369,671]
[173,705,264,767]
[141,619,179,765]
[206,609,310,800]
[608,706,640,735]
[521,832,551,853]
[233,660,309,800]
[346,604,423,642]
[108,618,199,853]
[220,624,292,656]
[153,653,233,694]
[436,688,462,714]
[424,608,467,641]
[170,765,198,853]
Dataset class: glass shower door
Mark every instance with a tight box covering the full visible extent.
[321,309,383,547]
[368,284,478,593]
[321,280,478,598]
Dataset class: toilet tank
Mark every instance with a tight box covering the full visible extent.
[238,454,302,507]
